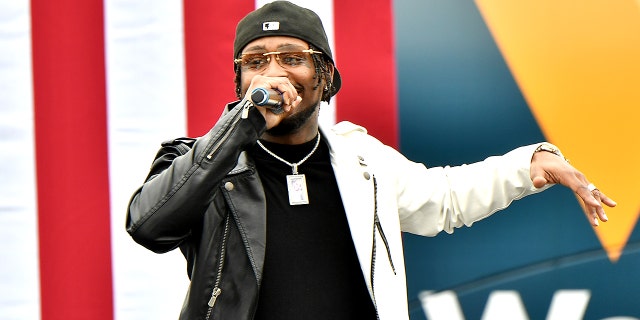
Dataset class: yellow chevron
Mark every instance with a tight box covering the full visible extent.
[475,0,640,262]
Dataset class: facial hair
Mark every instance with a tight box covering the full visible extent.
[265,93,321,137]
[265,101,319,136]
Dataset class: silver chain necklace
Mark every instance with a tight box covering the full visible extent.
[256,133,321,205]
[256,133,321,175]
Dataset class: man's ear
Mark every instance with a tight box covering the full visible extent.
[325,63,335,92]
[328,63,335,80]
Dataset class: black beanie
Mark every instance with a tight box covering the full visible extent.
[234,1,341,96]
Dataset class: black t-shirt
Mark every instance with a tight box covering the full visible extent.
[251,135,377,320]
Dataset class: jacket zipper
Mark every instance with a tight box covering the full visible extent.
[206,100,253,160]
[371,227,380,320]
[205,213,231,320]
[374,217,396,274]
[203,100,251,319]
[370,175,396,320]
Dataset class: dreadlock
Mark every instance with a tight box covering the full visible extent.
[309,44,334,103]
[234,63,243,99]
[234,43,335,103]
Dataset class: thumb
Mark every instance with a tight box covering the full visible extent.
[532,175,548,189]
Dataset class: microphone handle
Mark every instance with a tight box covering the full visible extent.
[250,88,284,114]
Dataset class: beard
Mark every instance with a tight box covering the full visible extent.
[265,98,320,136]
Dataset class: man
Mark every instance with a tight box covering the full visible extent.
[126,1,616,319]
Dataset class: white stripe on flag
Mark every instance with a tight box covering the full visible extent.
[0,1,41,319]
[105,1,189,319]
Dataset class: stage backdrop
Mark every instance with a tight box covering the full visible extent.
[0,0,638,319]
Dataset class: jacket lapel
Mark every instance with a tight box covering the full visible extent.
[222,151,267,283]
[322,126,377,296]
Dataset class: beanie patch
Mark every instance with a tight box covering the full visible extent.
[262,22,280,31]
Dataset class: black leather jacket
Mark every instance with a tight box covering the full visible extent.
[127,100,269,320]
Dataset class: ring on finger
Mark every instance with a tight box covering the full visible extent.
[587,183,597,193]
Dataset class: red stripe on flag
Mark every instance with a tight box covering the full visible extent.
[334,0,399,148]
[31,1,114,319]
[183,0,255,137]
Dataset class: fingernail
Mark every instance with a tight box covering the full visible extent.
[602,213,608,221]
[593,217,599,226]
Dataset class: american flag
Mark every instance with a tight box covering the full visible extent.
[0,0,398,319]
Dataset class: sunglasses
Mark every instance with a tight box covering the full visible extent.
[234,49,322,72]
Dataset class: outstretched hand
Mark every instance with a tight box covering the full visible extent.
[530,150,617,226]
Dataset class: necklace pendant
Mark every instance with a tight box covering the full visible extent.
[286,174,309,205]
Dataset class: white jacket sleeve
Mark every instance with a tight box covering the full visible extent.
[396,144,550,236]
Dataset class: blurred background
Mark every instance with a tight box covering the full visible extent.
[1,0,638,319]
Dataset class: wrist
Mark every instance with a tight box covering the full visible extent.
[534,143,569,163]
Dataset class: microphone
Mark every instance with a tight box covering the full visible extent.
[251,88,284,114]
